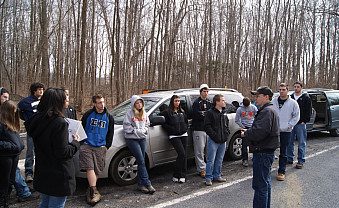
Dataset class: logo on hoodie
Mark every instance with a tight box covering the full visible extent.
[90,118,107,128]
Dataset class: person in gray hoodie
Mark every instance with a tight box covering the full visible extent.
[123,95,155,194]
[272,83,300,181]
[235,97,257,167]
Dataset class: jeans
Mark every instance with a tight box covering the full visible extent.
[205,137,226,181]
[278,132,291,174]
[25,134,35,177]
[125,138,151,187]
[169,136,188,179]
[241,136,249,161]
[39,193,67,208]
[14,167,31,199]
[252,152,275,208]
[193,131,208,172]
[287,124,307,164]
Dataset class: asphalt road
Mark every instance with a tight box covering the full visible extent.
[12,132,339,208]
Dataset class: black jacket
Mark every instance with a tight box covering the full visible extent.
[291,93,312,124]
[63,104,77,120]
[244,102,280,153]
[25,113,80,197]
[160,109,188,136]
[0,123,24,157]
[192,97,212,131]
[204,107,230,144]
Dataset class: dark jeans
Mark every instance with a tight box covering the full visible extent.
[278,132,292,174]
[0,155,19,196]
[25,134,35,177]
[252,152,275,208]
[169,136,187,179]
[242,136,249,161]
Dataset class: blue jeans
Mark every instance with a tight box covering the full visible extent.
[278,132,291,174]
[287,124,307,164]
[125,138,151,187]
[39,194,67,208]
[252,152,275,208]
[205,137,226,181]
[25,134,35,177]
[14,167,31,199]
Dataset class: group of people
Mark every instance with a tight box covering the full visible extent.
[0,81,312,208]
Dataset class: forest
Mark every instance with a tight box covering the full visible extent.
[0,0,338,111]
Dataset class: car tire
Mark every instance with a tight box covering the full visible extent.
[109,149,138,186]
[227,132,242,160]
[330,129,339,137]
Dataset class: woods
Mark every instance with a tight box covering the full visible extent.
[0,0,338,111]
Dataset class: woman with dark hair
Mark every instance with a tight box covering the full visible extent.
[25,88,80,208]
[0,101,24,208]
[160,95,188,183]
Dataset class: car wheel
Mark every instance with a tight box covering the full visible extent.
[330,129,339,137]
[109,149,138,186]
[228,133,242,160]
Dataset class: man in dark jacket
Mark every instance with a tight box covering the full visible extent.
[287,81,312,169]
[17,82,44,183]
[242,86,279,208]
[204,94,230,186]
[192,84,212,178]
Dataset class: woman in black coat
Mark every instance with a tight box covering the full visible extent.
[25,88,80,208]
[160,95,188,183]
[0,101,24,208]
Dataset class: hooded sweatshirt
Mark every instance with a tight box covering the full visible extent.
[17,94,40,121]
[235,104,257,128]
[272,95,300,132]
[123,95,150,139]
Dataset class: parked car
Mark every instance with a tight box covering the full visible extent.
[273,88,339,136]
[76,88,244,186]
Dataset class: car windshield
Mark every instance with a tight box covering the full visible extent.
[110,97,161,124]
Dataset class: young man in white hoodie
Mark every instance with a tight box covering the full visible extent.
[272,83,300,181]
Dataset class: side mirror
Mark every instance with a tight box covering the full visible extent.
[150,116,165,127]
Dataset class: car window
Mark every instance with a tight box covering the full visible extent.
[326,92,339,106]
[150,99,170,118]
[110,97,161,124]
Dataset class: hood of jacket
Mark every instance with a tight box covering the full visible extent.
[130,95,144,108]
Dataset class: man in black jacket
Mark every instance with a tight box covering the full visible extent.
[242,86,279,208]
[287,81,312,169]
[204,94,230,186]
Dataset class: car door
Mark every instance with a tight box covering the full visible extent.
[324,91,339,129]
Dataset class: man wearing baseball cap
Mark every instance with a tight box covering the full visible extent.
[191,84,212,178]
[241,86,280,208]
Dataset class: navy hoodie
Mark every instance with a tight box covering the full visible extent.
[17,94,40,121]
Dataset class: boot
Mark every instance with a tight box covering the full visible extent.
[86,187,91,205]
[89,186,101,206]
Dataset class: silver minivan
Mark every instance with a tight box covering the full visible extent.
[76,88,244,185]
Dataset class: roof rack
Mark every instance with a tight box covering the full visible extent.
[147,88,239,94]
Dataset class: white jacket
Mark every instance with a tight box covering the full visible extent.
[272,96,300,132]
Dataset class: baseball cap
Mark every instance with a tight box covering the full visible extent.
[250,86,273,97]
[199,84,209,91]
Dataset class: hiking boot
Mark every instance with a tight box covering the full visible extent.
[147,185,156,194]
[199,171,206,178]
[172,177,179,183]
[25,175,33,183]
[277,173,285,181]
[137,186,149,194]
[287,160,293,164]
[205,180,212,186]
[296,163,303,169]
[86,187,91,205]
[87,186,101,206]
[242,160,249,167]
[213,177,227,182]
[179,178,186,183]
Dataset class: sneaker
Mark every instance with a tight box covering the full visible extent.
[287,160,293,164]
[147,185,156,194]
[199,171,206,178]
[242,160,249,167]
[213,177,227,182]
[172,177,179,183]
[296,163,303,169]
[25,175,33,183]
[179,178,186,183]
[137,186,149,194]
[205,180,212,186]
[277,173,285,181]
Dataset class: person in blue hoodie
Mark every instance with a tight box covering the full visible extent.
[235,97,257,167]
[80,94,114,206]
[17,82,44,183]
[123,95,155,194]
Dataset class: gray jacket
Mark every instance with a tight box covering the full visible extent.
[235,104,257,128]
[123,95,150,139]
[272,96,300,132]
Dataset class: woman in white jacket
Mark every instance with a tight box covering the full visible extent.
[123,95,155,194]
